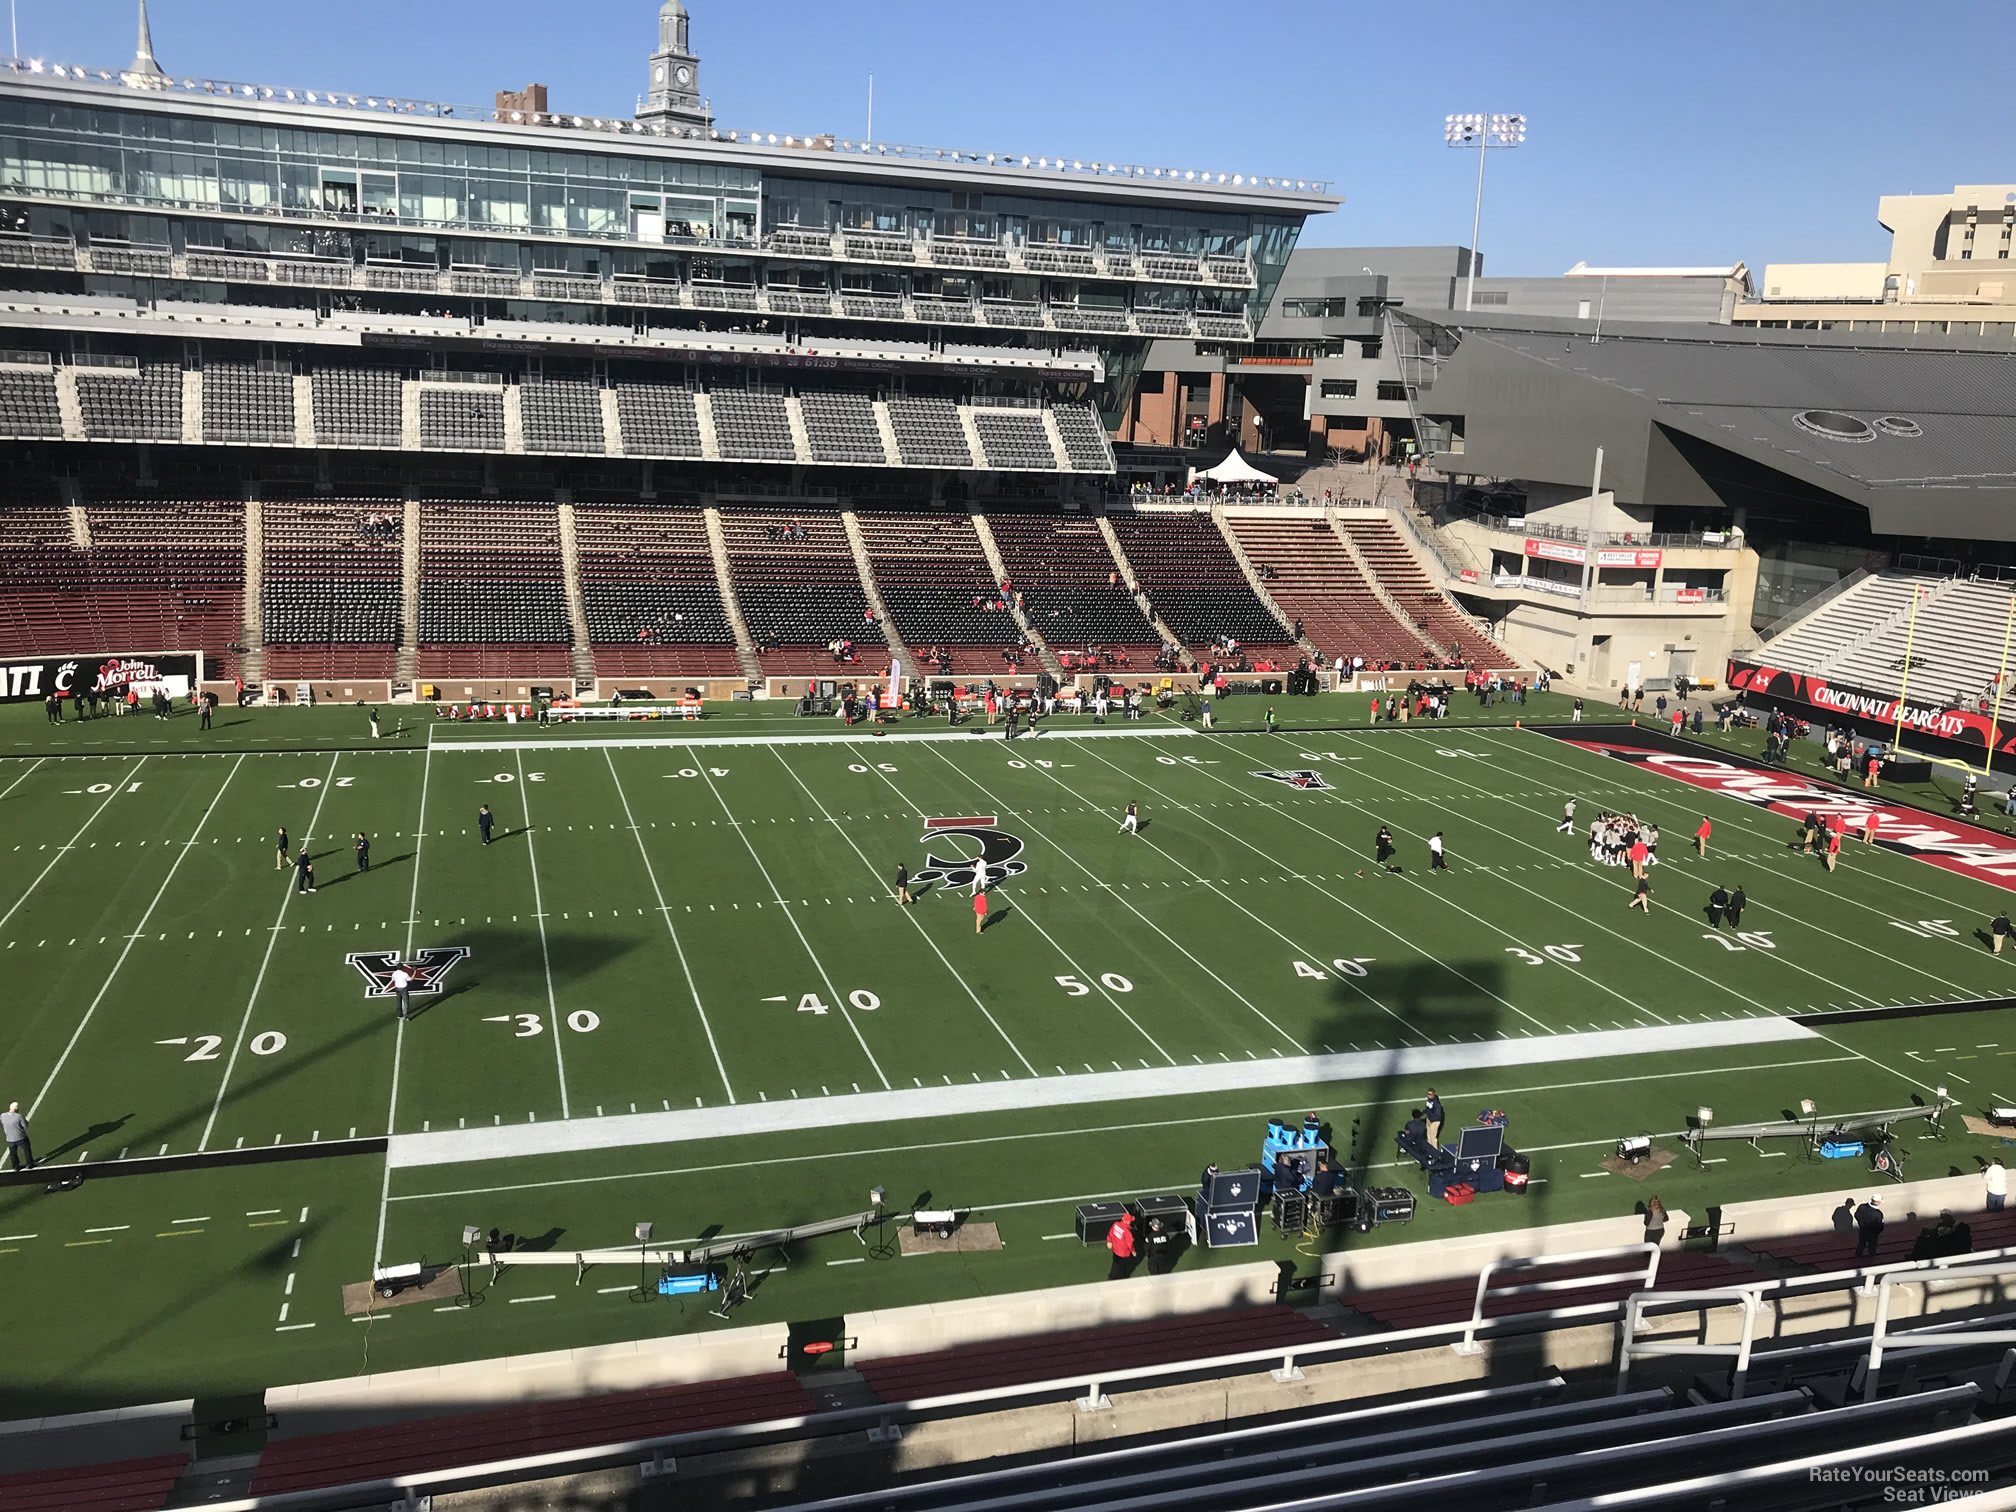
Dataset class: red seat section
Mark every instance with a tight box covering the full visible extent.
[718,509,883,677]
[1337,516,1516,670]
[1225,514,1439,669]
[856,1306,1338,1402]
[0,495,243,679]
[1345,1250,1763,1332]
[0,1453,184,1512]
[415,501,570,683]
[575,504,742,679]
[857,509,1025,677]
[1108,511,1296,667]
[249,1371,814,1497]
[261,495,400,680]
[988,510,1161,667]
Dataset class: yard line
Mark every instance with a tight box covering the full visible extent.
[675,753,890,1089]
[372,734,433,1268]
[199,753,342,1150]
[920,744,1303,1053]
[1286,729,1885,1018]
[0,756,45,803]
[0,757,146,939]
[1472,729,1987,996]
[30,755,247,1119]
[1311,730,1940,1094]
[764,747,1038,1076]
[601,749,735,1103]
[1070,740,1545,1035]
[849,748,1174,1064]
[515,749,570,1117]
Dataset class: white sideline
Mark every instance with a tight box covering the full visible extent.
[384,1016,1814,1170]
[424,724,1199,752]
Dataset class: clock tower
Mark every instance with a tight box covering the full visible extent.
[638,0,712,132]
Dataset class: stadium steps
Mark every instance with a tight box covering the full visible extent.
[1209,504,1312,654]
[956,406,987,469]
[246,1371,816,1499]
[399,379,420,450]
[395,494,420,687]
[871,399,903,467]
[599,387,623,457]
[501,383,526,454]
[785,395,814,465]
[66,497,90,549]
[1340,512,1520,668]
[703,504,765,680]
[0,1452,186,1512]
[1098,514,1193,668]
[841,509,910,668]
[290,373,314,446]
[1340,1249,1766,1331]
[693,391,722,461]
[854,1305,1342,1403]
[970,506,1063,675]
[555,498,595,690]
[240,491,264,685]
[53,365,85,441]
[179,368,202,446]
[1329,514,1442,660]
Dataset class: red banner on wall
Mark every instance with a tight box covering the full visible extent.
[1726,659,2015,756]
[1522,539,1663,570]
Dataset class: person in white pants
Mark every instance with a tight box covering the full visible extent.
[1120,801,1139,835]
[1556,798,1577,834]
[1094,690,1109,721]
[971,858,989,897]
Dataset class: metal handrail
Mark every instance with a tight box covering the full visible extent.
[1455,1242,1660,1355]
[1866,1257,2016,1400]
[1618,1286,1765,1397]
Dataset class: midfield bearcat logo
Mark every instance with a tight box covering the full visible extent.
[910,816,1027,888]
[345,947,472,998]
[1253,769,1333,791]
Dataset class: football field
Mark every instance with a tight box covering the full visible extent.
[4,697,2016,1416]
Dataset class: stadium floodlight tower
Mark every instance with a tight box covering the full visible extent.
[1443,112,1528,312]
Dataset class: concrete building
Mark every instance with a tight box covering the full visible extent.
[1734,184,2016,339]
[1116,246,1747,460]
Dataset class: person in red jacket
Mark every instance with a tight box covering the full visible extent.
[1694,816,1712,858]
[1106,1210,1138,1280]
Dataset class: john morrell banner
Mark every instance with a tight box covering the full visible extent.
[0,653,201,705]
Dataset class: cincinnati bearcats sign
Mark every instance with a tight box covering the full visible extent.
[346,947,472,998]
[909,816,1027,889]
[0,653,200,704]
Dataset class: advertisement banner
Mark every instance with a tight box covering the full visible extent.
[1494,571,1583,599]
[1726,659,2014,756]
[1550,729,2016,891]
[1674,588,1707,604]
[0,653,199,705]
[1458,568,1480,584]
[1521,539,1663,570]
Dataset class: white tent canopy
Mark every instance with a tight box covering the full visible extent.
[1188,450,1280,486]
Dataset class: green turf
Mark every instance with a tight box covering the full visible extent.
[4,695,2015,1418]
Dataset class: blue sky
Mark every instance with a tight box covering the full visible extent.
[19,0,2015,275]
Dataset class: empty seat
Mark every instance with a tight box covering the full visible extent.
[312,365,402,447]
[75,362,181,441]
[798,392,887,465]
[887,397,972,468]
[575,504,741,678]
[858,511,1022,675]
[989,511,1160,662]
[203,362,294,444]
[719,511,881,675]
[709,390,796,462]
[1110,511,1294,659]
[615,382,703,458]
[417,387,505,452]
[520,379,606,455]
[972,408,1060,471]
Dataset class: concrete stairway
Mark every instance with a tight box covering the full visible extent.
[871,401,902,467]
[1211,506,1315,656]
[555,497,596,690]
[693,393,722,461]
[841,510,910,669]
[1097,514,1191,667]
[239,491,265,685]
[53,368,84,441]
[181,369,203,445]
[292,375,315,448]
[785,398,813,466]
[970,508,1061,674]
[395,494,421,688]
[600,390,624,457]
[1329,514,1442,660]
[399,381,421,451]
[501,385,526,455]
[702,504,763,680]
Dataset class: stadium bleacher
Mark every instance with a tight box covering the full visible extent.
[1108,511,1295,662]
[989,511,1162,664]
[886,396,973,468]
[719,510,883,676]
[1757,569,2016,706]
[798,391,889,466]
[519,378,606,455]
[574,504,742,679]
[1224,514,1430,666]
[857,511,1023,675]
[1338,514,1515,668]
[614,381,705,459]
[311,364,403,447]
[74,362,182,441]
[417,386,506,452]
[415,501,571,681]
[971,407,1061,471]
[709,390,798,463]
[201,362,294,445]
[261,497,401,680]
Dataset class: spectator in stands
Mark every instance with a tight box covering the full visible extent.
[1854,1196,1884,1259]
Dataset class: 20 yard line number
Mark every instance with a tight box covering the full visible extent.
[158,1032,287,1061]
[282,776,356,790]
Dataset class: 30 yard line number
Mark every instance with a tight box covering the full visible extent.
[1505,943,1584,966]
[484,1011,600,1037]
